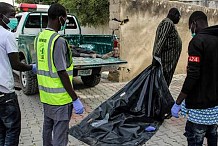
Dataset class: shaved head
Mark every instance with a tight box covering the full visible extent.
[167,8,181,24]
[189,11,207,28]
[48,3,66,20]
[0,2,16,29]
[0,2,14,15]
[188,11,208,34]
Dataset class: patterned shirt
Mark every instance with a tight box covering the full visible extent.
[153,18,182,86]
[181,101,218,125]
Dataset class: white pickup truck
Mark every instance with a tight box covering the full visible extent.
[14,3,127,95]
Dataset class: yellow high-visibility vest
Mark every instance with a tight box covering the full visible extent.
[35,30,73,105]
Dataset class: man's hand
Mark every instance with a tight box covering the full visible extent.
[171,103,181,118]
[31,64,37,74]
[73,98,84,114]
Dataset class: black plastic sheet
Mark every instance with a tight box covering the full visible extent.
[69,57,174,146]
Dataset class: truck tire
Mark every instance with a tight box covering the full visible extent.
[81,74,101,87]
[20,59,38,95]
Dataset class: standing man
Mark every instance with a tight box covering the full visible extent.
[171,11,218,146]
[152,8,182,86]
[0,2,36,146]
[35,3,84,146]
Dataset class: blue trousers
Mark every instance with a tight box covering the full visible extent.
[184,120,217,146]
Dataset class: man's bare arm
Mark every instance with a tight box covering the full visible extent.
[8,52,32,71]
[57,70,78,101]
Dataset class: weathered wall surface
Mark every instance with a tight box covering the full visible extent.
[109,0,218,81]
[81,25,111,35]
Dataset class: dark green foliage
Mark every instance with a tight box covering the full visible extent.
[60,0,109,27]
[16,0,109,27]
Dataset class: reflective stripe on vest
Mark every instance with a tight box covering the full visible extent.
[36,30,73,105]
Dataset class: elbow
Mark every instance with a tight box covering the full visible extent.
[57,70,67,77]
[187,66,200,80]
[11,63,19,71]
[11,63,24,71]
[187,70,200,80]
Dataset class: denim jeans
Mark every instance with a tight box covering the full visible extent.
[0,93,21,146]
[184,120,217,146]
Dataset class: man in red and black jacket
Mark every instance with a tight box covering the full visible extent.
[171,11,218,146]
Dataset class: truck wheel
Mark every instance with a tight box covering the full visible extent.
[20,60,38,95]
[81,74,101,87]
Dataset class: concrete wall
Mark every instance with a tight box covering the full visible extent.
[109,0,218,81]
[179,0,218,8]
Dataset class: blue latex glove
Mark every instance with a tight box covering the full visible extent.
[73,98,84,114]
[145,126,156,132]
[31,64,37,74]
[171,103,181,118]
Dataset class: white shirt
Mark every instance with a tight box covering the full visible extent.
[0,26,18,93]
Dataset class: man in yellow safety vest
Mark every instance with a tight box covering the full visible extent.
[35,3,84,146]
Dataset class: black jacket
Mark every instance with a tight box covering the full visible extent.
[182,25,218,109]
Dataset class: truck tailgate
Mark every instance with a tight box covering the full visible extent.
[73,57,127,69]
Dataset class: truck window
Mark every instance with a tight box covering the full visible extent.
[42,16,48,28]
[25,15,76,29]
[66,17,77,29]
[16,15,22,24]
[14,15,22,32]
[25,15,48,28]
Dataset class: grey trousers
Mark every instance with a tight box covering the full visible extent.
[43,115,70,146]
